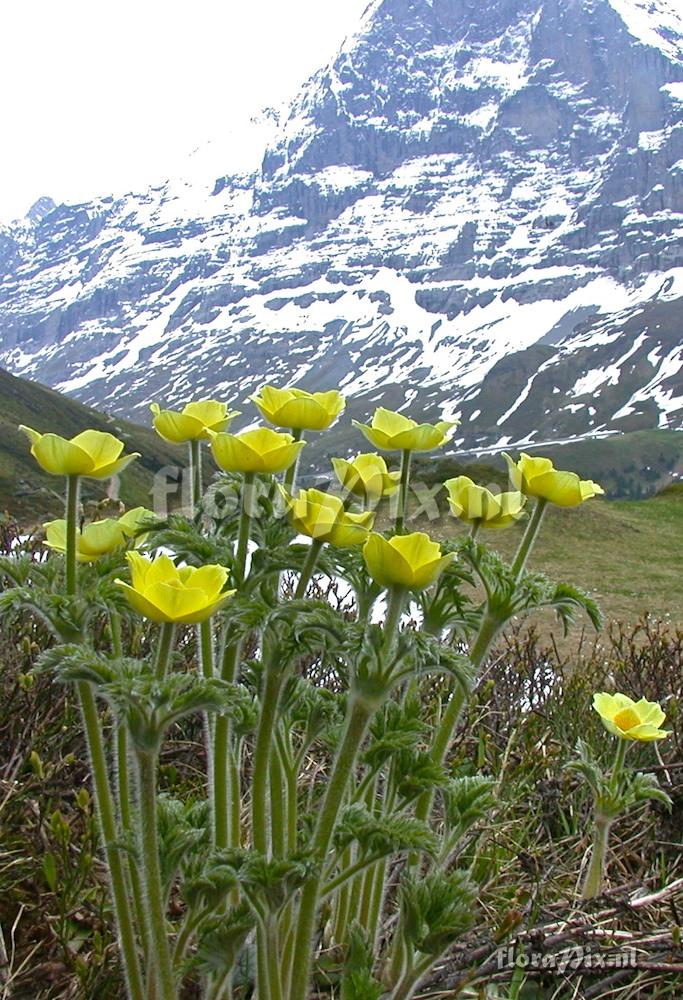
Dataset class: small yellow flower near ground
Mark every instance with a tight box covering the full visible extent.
[353,407,457,452]
[363,531,455,590]
[19,427,139,479]
[592,693,671,741]
[445,476,526,529]
[504,453,604,507]
[250,385,345,431]
[209,427,306,474]
[332,454,401,499]
[281,487,374,547]
[116,553,233,624]
[150,400,239,443]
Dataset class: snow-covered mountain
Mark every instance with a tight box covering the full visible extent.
[1,0,682,453]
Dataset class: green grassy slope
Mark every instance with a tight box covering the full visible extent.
[428,493,683,627]
[0,368,184,521]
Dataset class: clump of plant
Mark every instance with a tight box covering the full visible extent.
[5,397,649,1000]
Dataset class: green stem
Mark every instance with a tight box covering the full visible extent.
[383,585,405,645]
[116,723,149,963]
[413,609,501,832]
[252,669,285,855]
[609,737,628,794]
[582,814,613,900]
[265,916,283,1000]
[65,478,143,999]
[189,439,202,513]
[136,750,176,1000]
[470,519,481,539]
[213,641,242,849]
[199,619,214,679]
[65,474,79,596]
[154,622,176,679]
[294,538,324,599]
[230,742,241,849]
[510,497,547,580]
[322,852,384,899]
[283,429,304,493]
[111,609,142,924]
[583,739,628,899]
[287,590,404,998]
[269,736,286,857]
[79,682,145,1000]
[289,697,374,1000]
[235,472,255,584]
[395,450,412,534]
[110,611,123,658]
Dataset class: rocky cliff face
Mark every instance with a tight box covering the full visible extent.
[0,0,681,454]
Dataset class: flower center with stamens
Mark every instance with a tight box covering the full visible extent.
[613,708,640,732]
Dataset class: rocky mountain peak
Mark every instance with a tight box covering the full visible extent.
[0,0,681,457]
[25,196,57,226]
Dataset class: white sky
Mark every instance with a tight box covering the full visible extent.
[0,0,371,223]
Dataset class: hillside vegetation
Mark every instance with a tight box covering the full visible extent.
[426,493,683,628]
[0,368,183,520]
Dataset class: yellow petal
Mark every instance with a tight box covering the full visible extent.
[182,563,230,600]
[79,519,127,556]
[363,533,413,588]
[71,430,124,469]
[372,408,416,436]
[117,507,156,537]
[29,433,94,476]
[211,428,305,473]
[92,452,140,479]
[352,420,392,450]
[390,532,443,567]
[115,580,172,622]
[153,409,207,443]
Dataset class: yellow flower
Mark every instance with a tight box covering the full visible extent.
[331,454,401,499]
[19,426,139,479]
[44,508,156,562]
[210,427,306,474]
[250,385,345,431]
[363,531,455,590]
[444,477,526,529]
[281,487,374,548]
[353,408,457,452]
[150,400,239,443]
[45,519,124,562]
[116,506,157,539]
[504,453,604,507]
[116,552,233,624]
[592,693,671,741]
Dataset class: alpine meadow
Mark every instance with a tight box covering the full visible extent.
[0,1,682,999]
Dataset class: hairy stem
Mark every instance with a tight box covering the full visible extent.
[252,668,285,855]
[136,750,176,1000]
[582,814,613,900]
[395,449,412,534]
[66,476,143,999]
[65,474,79,595]
[294,538,324,599]
[154,622,176,679]
[79,683,145,999]
[510,497,547,580]
[283,429,304,493]
[289,697,373,1000]
[235,472,255,584]
[189,439,202,513]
